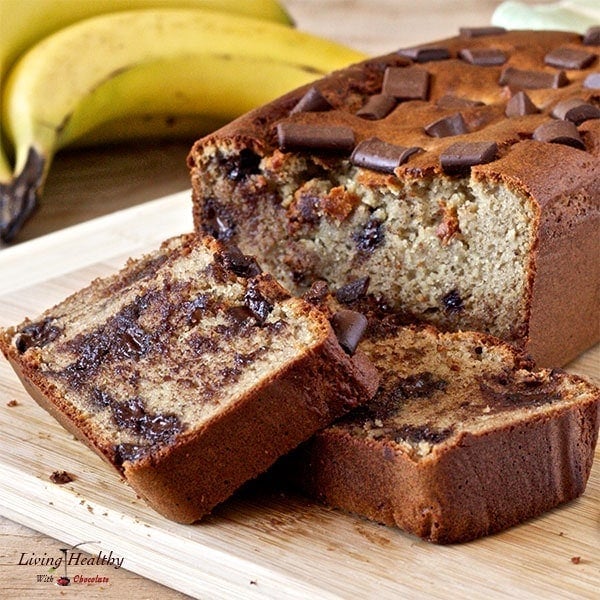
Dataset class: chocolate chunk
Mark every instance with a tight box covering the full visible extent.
[499,66,568,89]
[459,26,506,38]
[112,396,183,445]
[290,86,333,114]
[350,137,421,172]
[397,46,450,62]
[354,216,385,251]
[356,94,397,120]
[459,47,507,66]
[442,289,464,313]
[226,305,255,325]
[424,113,468,137]
[505,91,539,117]
[223,148,261,182]
[532,120,585,149]
[583,26,600,46]
[244,282,273,324]
[187,295,210,326]
[544,46,596,70]
[583,72,600,88]
[49,470,74,485]
[382,66,430,100]
[393,424,454,445]
[201,197,236,241]
[217,245,262,278]
[478,370,562,409]
[440,141,498,175]
[16,317,61,352]
[277,122,355,153]
[303,280,329,305]
[552,98,600,124]
[114,443,149,466]
[391,372,448,401]
[436,95,484,109]
[330,309,368,355]
[354,372,448,422]
[335,277,370,304]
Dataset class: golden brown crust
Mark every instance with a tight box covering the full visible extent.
[293,398,599,543]
[191,30,599,177]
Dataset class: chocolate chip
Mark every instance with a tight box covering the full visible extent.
[335,277,370,304]
[551,98,600,124]
[330,309,368,355]
[532,120,585,149]
[217,245,262,278]
[583,72,600,88]
[290,86,333,114]
[440,141,498,175]
[350,137,421,172]
[442,289,464,313]
[499,66,568,89]
[459,47,507,66]
[459,26,506,38]
[583,26,600,46]
[424,113,468,137]
[436,95,484,109]
[16,317,61,352]
[544,46,596,70]
[277,122,355,153]
[382,66,430,100]
[397,46,450,62]
[505,91,539,117]
[356,94,397,120]
[354,216,385,251]
[244,282,273,324]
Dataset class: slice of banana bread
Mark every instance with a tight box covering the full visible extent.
[188,28,600,366]
[287,323,599,543]
[0,234,379,523]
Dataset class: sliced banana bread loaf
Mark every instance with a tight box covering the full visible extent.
[188,28,600,366]
[287,323,599,543]
[0,234,379,523]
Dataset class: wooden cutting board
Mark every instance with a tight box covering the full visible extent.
[1,191,598,599]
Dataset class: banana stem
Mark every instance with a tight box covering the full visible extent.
[0,147,45,242]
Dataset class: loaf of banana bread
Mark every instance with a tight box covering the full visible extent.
[286,322,600,543]
[188,28,600,366]
[0,234,379,522]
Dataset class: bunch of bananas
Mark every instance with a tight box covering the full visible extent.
[0,0,367,242]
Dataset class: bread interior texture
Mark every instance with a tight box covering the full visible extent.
[195,146,537,344]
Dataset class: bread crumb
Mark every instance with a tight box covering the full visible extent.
[6,399,18,407]
[49,470,74,484]
[571,556,581,564]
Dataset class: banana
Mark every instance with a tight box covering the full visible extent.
[0,0,293,185]
[57,55,339,147]
[0,8,366,241]
[0,0,292,74]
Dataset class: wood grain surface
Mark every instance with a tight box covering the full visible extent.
[2,1,598,599]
